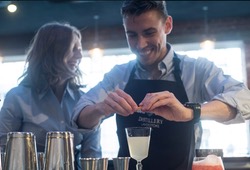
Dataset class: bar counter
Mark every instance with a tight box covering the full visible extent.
[223,157,250,170]
[105,157,250,170]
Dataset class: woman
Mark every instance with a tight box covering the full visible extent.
[0,22,101,169]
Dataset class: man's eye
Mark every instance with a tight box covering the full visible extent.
[144,31,155,36]
[127,33,137,38]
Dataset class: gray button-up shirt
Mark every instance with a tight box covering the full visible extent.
[73,44,250,125]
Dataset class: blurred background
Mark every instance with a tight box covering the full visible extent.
[0,0,250,162]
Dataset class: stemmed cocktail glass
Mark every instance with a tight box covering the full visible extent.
[125,127,151,170]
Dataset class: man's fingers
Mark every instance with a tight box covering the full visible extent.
[105,90,136,115]
[115,89,138,109]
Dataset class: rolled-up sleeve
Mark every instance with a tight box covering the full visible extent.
[72,61,135,130]
[213,86,250,123]
[180,56,250,123]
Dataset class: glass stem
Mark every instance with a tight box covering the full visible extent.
[136,161,143,170]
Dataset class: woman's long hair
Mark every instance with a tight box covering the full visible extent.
[20,21,83,92]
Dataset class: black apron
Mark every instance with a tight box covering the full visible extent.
[116,55,195,170]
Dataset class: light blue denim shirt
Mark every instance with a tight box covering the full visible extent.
[0,82,102,158]
[73,44,250,125]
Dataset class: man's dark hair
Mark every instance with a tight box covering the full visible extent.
[121,0,168,20]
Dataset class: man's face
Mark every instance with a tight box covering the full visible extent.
[123,10,172,68]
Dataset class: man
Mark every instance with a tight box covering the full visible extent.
[73,1,250,169]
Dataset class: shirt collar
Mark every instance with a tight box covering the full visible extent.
[66,82,76,100]
[38,81,76,100]
[161,43,174,71]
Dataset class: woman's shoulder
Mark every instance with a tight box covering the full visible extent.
[4,85,31,99]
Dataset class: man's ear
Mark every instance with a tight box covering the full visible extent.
[165,16,173,35]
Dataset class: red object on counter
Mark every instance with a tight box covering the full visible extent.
[192,164,224,170]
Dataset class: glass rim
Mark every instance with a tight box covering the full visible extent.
[125,127,152,130]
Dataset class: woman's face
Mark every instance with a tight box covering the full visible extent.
[66,33,83,72]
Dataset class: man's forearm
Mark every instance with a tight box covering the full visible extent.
[77,105,105,129]
[201,100,237,122]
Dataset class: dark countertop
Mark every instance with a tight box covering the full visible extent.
[223,157,250,170]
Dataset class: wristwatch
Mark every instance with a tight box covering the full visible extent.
[184,102,201,123]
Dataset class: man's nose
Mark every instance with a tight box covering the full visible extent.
[136,36,147,49]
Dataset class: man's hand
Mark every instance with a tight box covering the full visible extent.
[102,89,139,116]
[139,91,193,122]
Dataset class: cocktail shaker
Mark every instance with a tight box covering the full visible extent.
[3,132,38,170]
[44,131,75,170]
[37,152,44,170]
[80,158,99,170]
[0,145,5,170]
[112,157,130,170]
[98,158,108,170]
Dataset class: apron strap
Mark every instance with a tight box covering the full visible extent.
[173,53,189,101]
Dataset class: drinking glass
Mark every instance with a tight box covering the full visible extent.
[125,127,151,170]
[192,155,225,170]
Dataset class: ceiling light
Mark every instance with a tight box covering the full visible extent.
[89,47,103,59]
[89,15,103,59]
[200,6,215,50]
[200,39,215,50]
[7,4,17,13]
